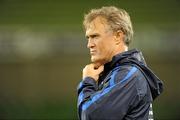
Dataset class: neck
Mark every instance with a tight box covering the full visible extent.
[114,45,128,56]
[107,45,128,63]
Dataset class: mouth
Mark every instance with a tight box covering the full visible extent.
[90,50,96,55]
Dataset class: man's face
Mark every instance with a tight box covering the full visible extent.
[85,17,117,65]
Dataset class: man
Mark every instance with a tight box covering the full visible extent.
[77,6,163,120]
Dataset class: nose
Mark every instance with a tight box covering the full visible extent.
[87,39,95,48]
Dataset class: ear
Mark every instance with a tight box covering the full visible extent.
[114,30,124,45]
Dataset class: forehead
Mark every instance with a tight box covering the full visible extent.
[85,17,110,35]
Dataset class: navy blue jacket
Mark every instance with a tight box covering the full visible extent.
[77,49,163,120]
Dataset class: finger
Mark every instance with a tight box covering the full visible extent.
[93,62,102,69]
[96,65,104,73]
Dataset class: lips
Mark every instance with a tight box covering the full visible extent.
[90,50,96,55]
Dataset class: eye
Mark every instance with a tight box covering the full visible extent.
[86,36,89,40]
[86,33,100,40]
[92,35,97,38]
[91,34,99,39]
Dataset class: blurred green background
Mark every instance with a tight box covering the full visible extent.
[0,0,180,119]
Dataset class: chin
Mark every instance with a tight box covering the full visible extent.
[91,56,99,63]
[91,56,104,63]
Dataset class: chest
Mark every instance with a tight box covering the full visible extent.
[98,69,116,90]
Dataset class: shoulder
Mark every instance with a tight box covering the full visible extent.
[113,65,149,95]
[113,65,139,83]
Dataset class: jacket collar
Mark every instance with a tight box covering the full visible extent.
[104,49,140,71]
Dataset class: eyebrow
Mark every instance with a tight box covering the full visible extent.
[85,33,99,39]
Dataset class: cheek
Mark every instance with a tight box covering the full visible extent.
[96,36,115,56]
[98,42,111,55]
[97,41,106,53]
[103,43,116,58]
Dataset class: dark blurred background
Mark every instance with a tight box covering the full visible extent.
[0,0,179,119]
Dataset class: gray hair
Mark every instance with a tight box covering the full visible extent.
[83,6,134,46]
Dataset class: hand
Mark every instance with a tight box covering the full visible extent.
[83,63,104,81]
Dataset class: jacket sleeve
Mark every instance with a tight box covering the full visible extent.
[77,77,98,119]
[77,66,151,120]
